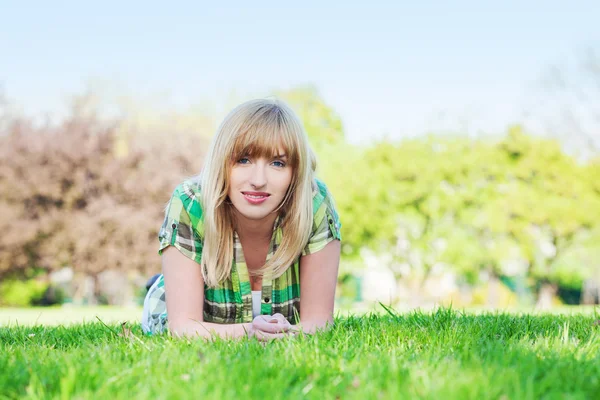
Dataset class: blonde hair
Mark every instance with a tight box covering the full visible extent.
[200,98,316,287]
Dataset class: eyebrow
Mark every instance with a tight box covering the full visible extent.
[275,154,287,159]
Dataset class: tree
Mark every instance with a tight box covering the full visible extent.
[321,126,600,306]
[493,128,600,306]
[0,97,207,304]
[276,86,345,148]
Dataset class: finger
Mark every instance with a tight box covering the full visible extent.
[254,315,277,324]
[253,315,272,324]
[255,330,291,342]
[265,314,291,331]
[269,313,289,324]
[254,315,274,324]
[253,319,289,334]
[254,318,293,334]
[253,314,292,332]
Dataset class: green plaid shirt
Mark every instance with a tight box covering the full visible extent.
[142,178,341,334]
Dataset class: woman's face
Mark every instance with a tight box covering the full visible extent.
[228,149,293,222]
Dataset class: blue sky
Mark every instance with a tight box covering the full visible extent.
[1,1,599,143]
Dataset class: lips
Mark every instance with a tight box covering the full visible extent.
[242,191,270,197]
[241,191,270,205]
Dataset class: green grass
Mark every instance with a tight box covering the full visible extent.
[1,307,599,399]
[1,304,598,327]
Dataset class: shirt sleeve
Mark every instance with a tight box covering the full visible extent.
[301,181,342,256]
[157,181,204,264]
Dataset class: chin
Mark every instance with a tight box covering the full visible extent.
[232,195,282,221]
[239,209,273,220]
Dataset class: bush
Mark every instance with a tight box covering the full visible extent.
[0,279,48,307]
[34,285,67,306]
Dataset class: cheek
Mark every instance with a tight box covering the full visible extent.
[229,168,244,188]
[228,173,240,197]
[279,170,293,192]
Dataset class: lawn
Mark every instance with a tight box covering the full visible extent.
[1,307,599,399]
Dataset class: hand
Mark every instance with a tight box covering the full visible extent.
[247,313,295,342]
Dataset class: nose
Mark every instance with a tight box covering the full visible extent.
[249,163,267,189]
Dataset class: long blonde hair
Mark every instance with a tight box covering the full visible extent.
[200,98,316,287]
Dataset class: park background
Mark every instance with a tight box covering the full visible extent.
[1,1,600,323]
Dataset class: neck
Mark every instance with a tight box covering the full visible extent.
[233,210,278,241]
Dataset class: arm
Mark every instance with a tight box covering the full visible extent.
[240,239,341,341]
[164,246,295,341]
[162,246,251,339]
[297,239,341,334]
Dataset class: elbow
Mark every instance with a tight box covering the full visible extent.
[168,318,209,339]
[299,317,335,334]
[167,321,190,338]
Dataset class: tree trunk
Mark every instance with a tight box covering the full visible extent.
[536,282,557,309]
[581,278,600,305]
[487,270,501,308]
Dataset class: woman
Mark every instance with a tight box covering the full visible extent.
[142,98,342,341]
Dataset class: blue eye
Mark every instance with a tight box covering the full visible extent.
[237,157,250,164]
[272,160,286,168]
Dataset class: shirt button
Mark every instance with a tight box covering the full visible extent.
[171,223,176,229]
[264,297,270,303]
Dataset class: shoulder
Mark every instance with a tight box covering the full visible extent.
[158,177,205,259]
[174,177,202,201]
[311,178,332,212]
[168,177,204,221]
[301,178,342,254]
[311,178,341,236]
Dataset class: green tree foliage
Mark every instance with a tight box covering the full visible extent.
[493,128,600,283]
[276,86,345,147]
[319,126,600,295]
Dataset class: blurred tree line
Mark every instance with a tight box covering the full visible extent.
[0,87,599,307]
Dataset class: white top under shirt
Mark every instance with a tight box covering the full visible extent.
[252,291,261,319]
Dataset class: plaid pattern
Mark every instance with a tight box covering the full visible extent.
[142,178,341,334]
